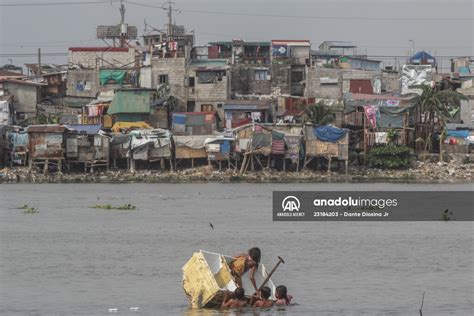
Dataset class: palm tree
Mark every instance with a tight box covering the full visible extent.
[304,101,335,125]
[413,85,465,125]
[413,85,466,161]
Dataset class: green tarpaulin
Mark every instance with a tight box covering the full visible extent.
[108,90,151,114]
[100,70,127,85]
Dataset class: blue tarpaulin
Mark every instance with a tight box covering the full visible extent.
[447,130,469,139]
[173,114,186,125]
[220,140,230,154]
[313,126,347,143]
[8,132,28,147]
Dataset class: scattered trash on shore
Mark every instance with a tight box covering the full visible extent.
[0,161,471,184]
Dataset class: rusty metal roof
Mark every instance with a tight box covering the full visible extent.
[27,124,68,133]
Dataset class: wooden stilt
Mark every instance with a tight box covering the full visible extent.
[43,159,48,175]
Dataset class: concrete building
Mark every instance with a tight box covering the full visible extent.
[0,79,45,125]
[306,67,382,101]
[318,41,357,55]
[66,47,139,108]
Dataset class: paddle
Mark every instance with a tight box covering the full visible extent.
[258,256,285,291]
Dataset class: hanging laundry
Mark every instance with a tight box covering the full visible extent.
[271,131,285,154]
[364,106,379,129]
[284,135,301,163]
[375,132,388,144]
[251,112,262,122]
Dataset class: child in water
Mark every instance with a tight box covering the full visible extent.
[251,286,274,308]
[274,285,293,306]
[221,287,248,309]
[229,247,261,292]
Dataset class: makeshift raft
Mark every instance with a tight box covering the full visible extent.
[182,250,276,308]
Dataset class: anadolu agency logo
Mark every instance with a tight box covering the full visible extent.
[277,195,305,217]
[282,196,300,212]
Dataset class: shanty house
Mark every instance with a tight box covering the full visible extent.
[110,128,172,172]
[343,93,416,153]
[303,124,350,173]
[172,112,217,135]
[27,124,68,173]
[65,124,109,172]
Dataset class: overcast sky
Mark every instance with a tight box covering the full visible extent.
[0,0,472,71]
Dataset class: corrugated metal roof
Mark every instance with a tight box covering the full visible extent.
[0,70,25,78]
[348,93,414,101]
[66,124,102,135]
[320,41,356,48]
[0,79,46,86]
[189,59,228,69]
[108,90,151,114]
[69,47,129,52]
[224,100,272,111]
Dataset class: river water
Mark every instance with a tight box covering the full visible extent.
[0,183,472,315]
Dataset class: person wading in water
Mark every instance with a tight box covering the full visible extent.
[229,247,261,293]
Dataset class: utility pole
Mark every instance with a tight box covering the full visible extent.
[119,0,126,47]
[38,48,41,76]
[167,1,173,41]
[409,39,415,57]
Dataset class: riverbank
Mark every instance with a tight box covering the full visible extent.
[0,160,472,184]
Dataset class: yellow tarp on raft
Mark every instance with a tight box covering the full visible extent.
[111,121,153,133]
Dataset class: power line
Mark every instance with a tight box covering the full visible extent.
[0,53,68,57]
[1,52,471,58]
[0,1,114,7]
[125,0,472,21]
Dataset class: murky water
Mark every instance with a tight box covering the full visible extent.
[0,183,472,315]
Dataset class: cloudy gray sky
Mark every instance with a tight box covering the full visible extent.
[0,0,472,71]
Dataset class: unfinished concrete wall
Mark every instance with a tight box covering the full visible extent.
[193,73,229,103]
[231,65,271,96]
[4,83,38,115]
[341,69,382,94]
[305,67,342,100]
[382,71,400,93]
[270,64,291,95]
[151,58,187,110]
[68,49,136,69]
[66,69,99,98]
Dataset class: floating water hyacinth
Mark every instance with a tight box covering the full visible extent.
[90,204,137,211]
[19,205,39,214]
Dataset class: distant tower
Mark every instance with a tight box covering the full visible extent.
[96,0,138,47]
